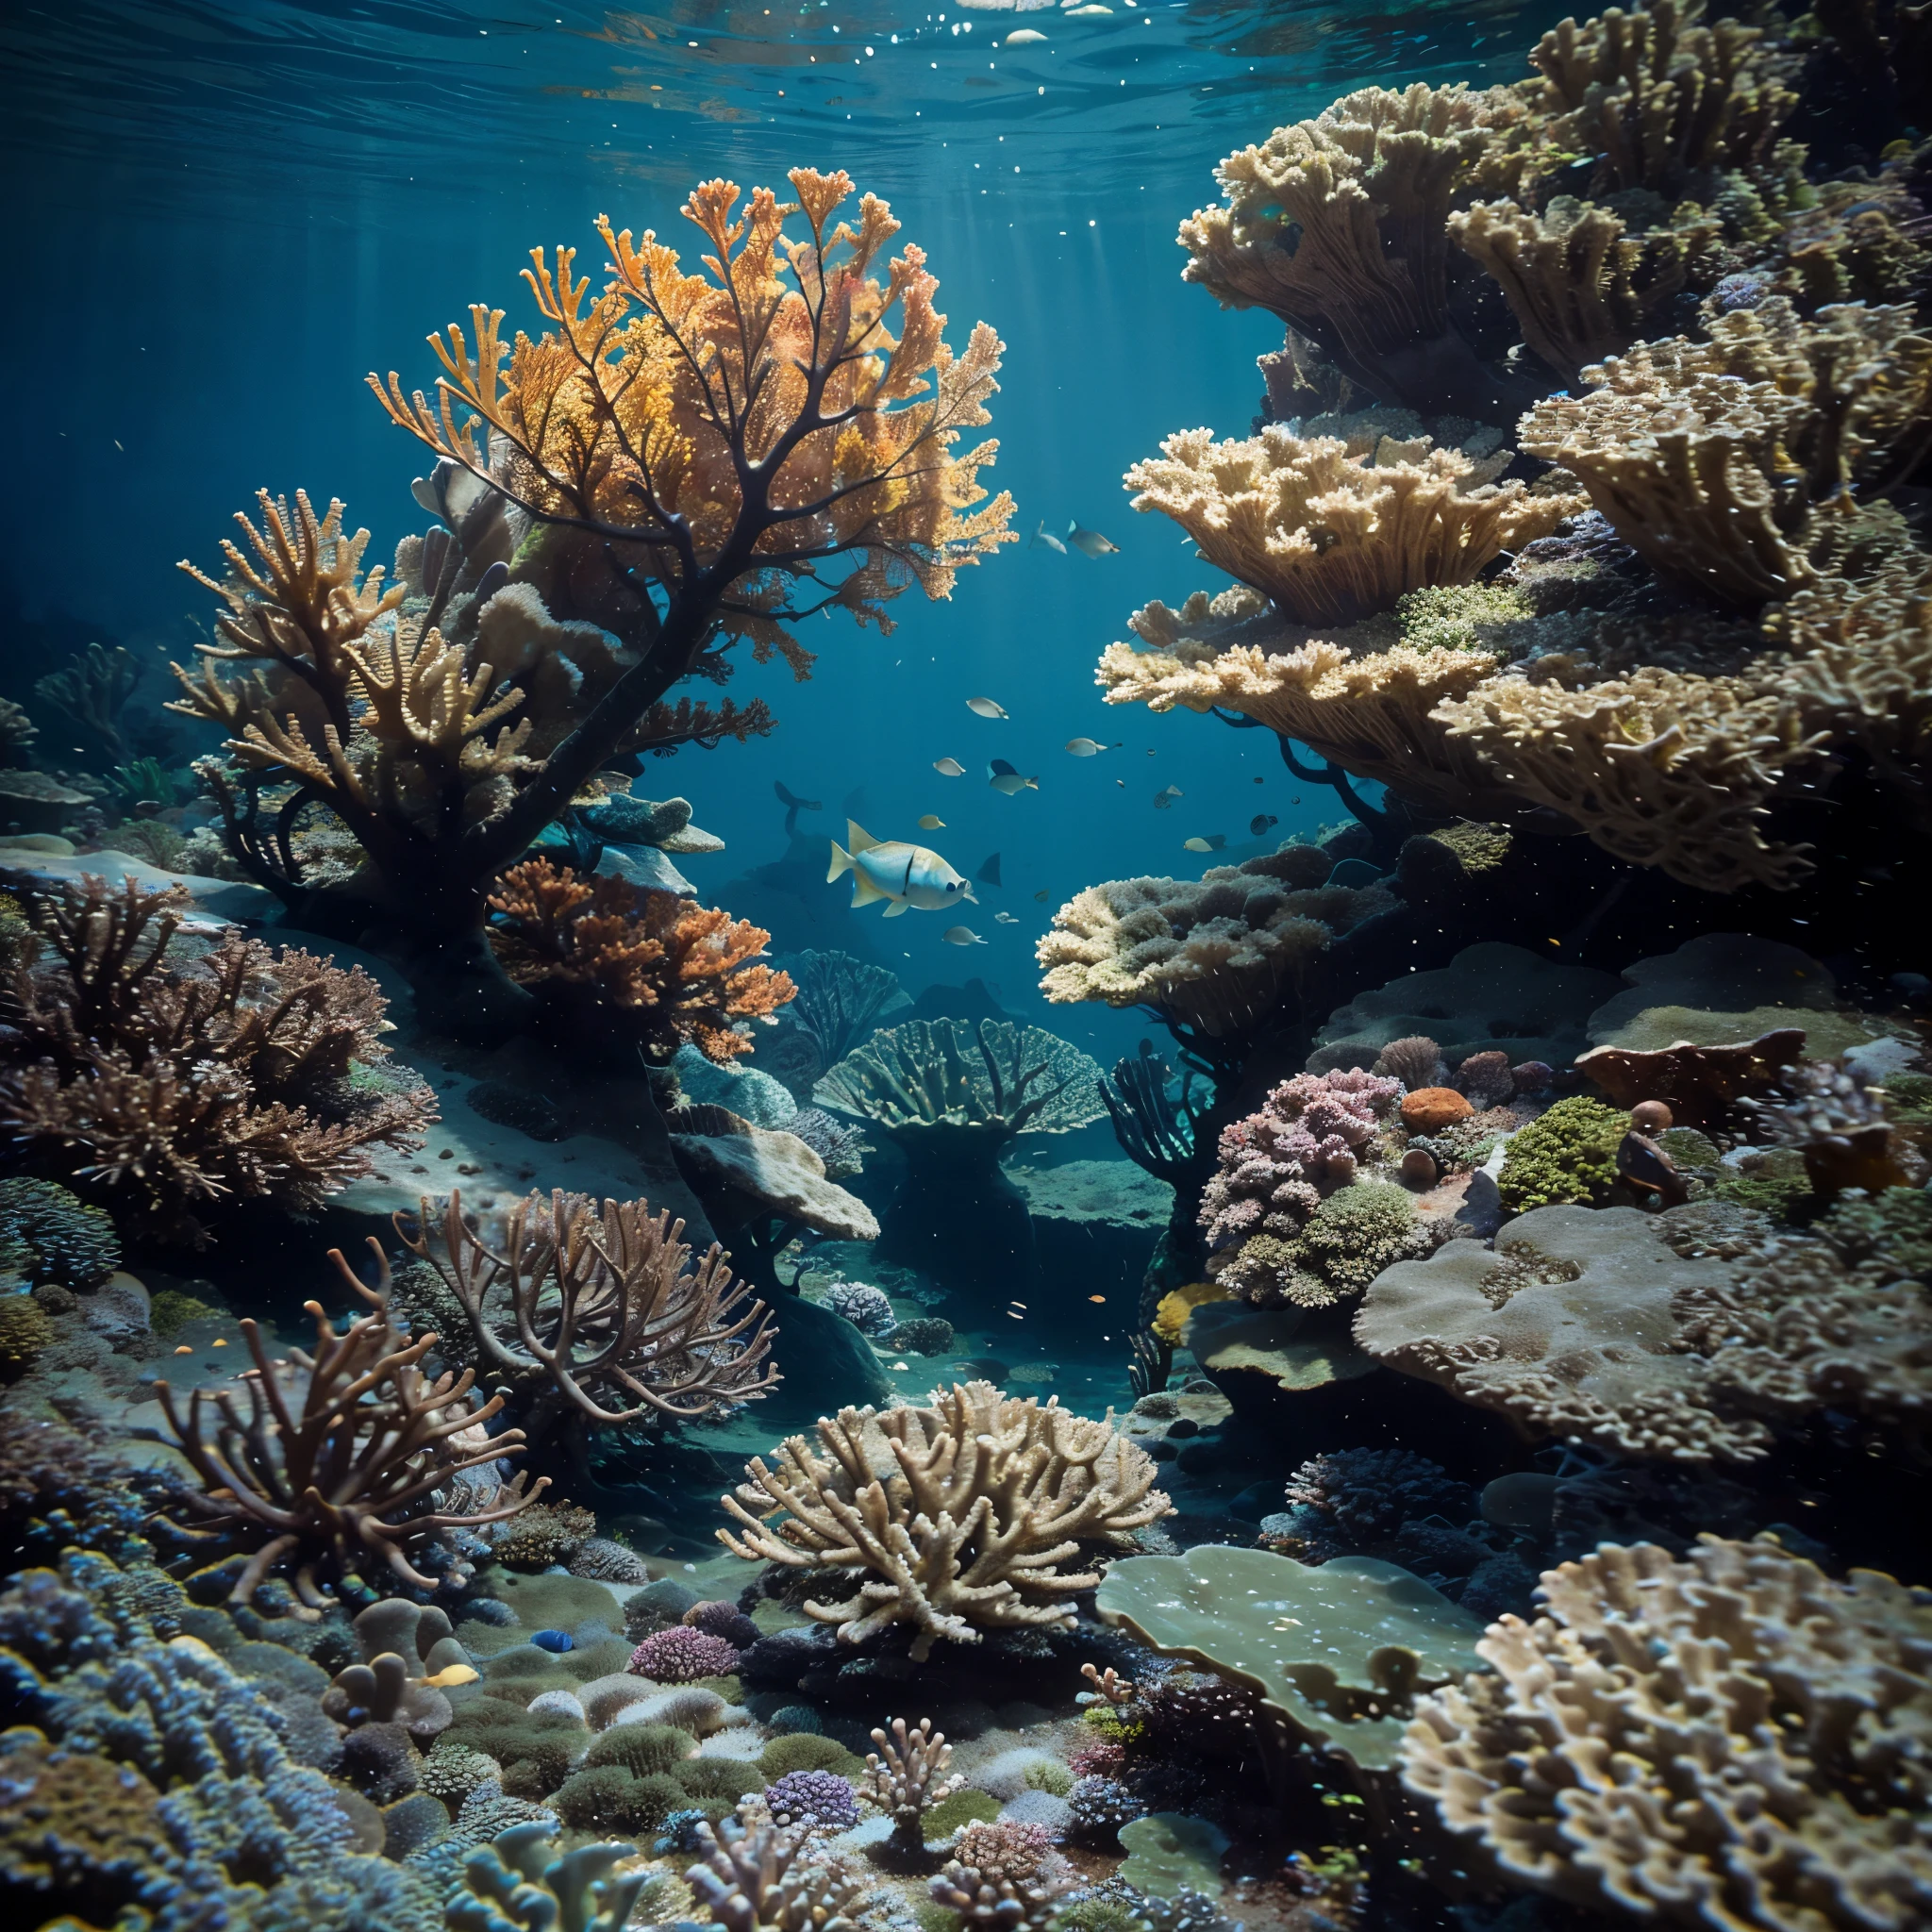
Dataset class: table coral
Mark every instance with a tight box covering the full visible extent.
[1402,1536,1932,1932]
[1037,845,1388,1043]
[1124,424,1581,626]
[718,1380,1172,1660]
[488,858,795,1064]
[0,874,435,1241]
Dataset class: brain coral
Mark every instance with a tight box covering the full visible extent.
[1403,1536,1932,1932]
[1037,847,1389,1039]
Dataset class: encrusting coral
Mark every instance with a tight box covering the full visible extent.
[0,874,435,1241]
[488,858,795,1063]
[1402,1536,1932,1932]
[153,1234,544,1611]
[175,170,1012,1033]
[718,1381,1172,1660]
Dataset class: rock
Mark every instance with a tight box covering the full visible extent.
[761,1291,896,1423]
[594,842,696,898]
[0,846,274,928]
[79,1271,151,1345]
[673,1126,879,1242]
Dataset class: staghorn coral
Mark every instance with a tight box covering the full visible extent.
[1402,1536,1932,1932]
[686,1815,867,1931]
[1177,83,1533,416]
[1198,1069,1402,1305]
[1037,844,1388,1044]
[153,1238,543,1612]
[718,1381,1172,1660]
[0,874,434,1241]
[862,1716,962,1857]
[488,858,794,1064]
[1517,297,1932,609]
[1124,424,1581,627]
[444,1819,650,1932]
[401,1187,777,1465]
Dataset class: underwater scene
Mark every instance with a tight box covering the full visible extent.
[5,0,1932,1926]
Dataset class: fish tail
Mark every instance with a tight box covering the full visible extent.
[827,840,853,883]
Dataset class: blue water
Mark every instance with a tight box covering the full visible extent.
[1,0,1557,1045]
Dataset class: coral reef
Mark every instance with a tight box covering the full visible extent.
[1496,1095,1631,1211]
[488,858,794,1064]
[0,874,434,1240]
[1403,1537,1932,1931]
[628,1626,741,1681]
[719,1381,1172,1658]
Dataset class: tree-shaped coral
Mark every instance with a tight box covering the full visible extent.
[488,858,795,1064]
[175,168,1013,1036]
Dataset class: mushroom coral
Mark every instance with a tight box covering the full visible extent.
[175,168,1013,1035]
[1402,1537,1932,1932]
[718,1381,1172,1660]
[813,1019,1104,1291]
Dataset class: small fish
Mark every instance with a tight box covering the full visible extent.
[967,696,1009,719]
[976,852,1003,887]
[829,821,975,917]
[423,1663,480,1687]
[1153,785,1183,809]
[1250,813,1279,837]
[942,924,985,945]
[529,1630,575,1654]
[989,758,1039,796]
[1030,520,1068,555]
[994,911,1020,924]
[933,757,967,777]
[1005,25,1048,42]
[1067,521,1120,558]
[1033,890,1051,903]
[917,814,945,830]
[1183,834,1227,853]
[1064,737,1113,757]
[1115,778,1125,788]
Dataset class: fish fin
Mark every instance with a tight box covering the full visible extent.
[850,873,890,907]
[845,819,882,855]
[827,840,853,883]
[963,884,978,904]
[882,897,909,918]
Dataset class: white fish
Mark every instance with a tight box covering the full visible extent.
[828,822,976,918]
[933,758,967,777]
[1183,834,1227,853]
[1064,737,1114,757]
[989,758,1040,796]
[1005,27,1048,42]
[967,696,1009,719]
[994,911,1020,924]
[942,924,986,946]
[917,814,945,830]
[1067,521,1120,558]
[1030,520,1068,555]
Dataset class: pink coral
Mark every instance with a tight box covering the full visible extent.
[1200,1069,1398,1251]
[626,1625,741,1681]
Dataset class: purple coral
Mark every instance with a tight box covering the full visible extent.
[682,1599,760,1649]
[1198,1069,1399,1262]
[764,1768,860,1831]
[825,1281,896,1336]
[626,1624,740,1681]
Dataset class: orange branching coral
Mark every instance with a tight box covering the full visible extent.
[487,858,794,1063]
[175,170,1012,1026]
[0,875,435,1241]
